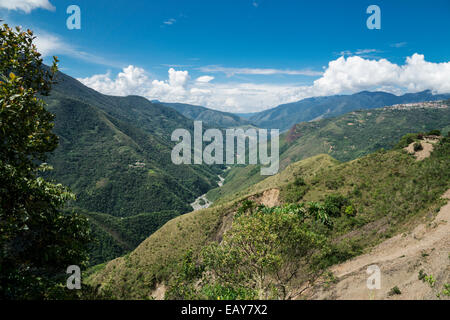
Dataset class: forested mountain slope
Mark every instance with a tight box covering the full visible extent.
[160,102,253,128]
[42,72,223,264]
[249,90,450,131]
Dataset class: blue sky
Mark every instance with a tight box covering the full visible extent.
[2,0,450,112]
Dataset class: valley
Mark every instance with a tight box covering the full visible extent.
[2,3,449,304]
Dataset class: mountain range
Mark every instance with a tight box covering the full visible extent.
[159,102,252,128]
[247,90,450,131]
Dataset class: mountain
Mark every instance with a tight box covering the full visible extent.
[233,112,258,119]
[87,134,450,299]
[206,100,450,203]
[249,90,450,131]
[42,71,223,264]
[160,102,253,128]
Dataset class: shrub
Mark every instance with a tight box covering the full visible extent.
[427,129,441,136]
[199,203,331,299]
[344,205,356,216]
[413,142,423,151]
[293,176,306,186]
[324,194,350,217]
[388,286,402,295]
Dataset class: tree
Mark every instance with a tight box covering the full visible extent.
[201,204,330,300]
[0,24,91,299]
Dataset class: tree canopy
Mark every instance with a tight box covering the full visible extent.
[0,24,91,299]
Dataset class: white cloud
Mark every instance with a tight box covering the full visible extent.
[199,66,323,77]
[33,32,68,57]
[338,49,382,58]
[314,54,450,95]
[163,18,176,25]
[78,66,150,97]
[0,0,55,13]
[78,54,450,113]
[33,31,123,68]
[195,75,214,83]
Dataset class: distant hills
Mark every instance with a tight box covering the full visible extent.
[159,102,252,128]
[248,90,450,131]
[207,100,450,203]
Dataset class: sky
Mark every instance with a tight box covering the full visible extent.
[1,0,450,113]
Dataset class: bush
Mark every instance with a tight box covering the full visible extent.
[323,194,350,217]
[175,203,333,300]
[427,129,441,136]
[293,176,306,186]
[413,142,423,152]
[344,205,356,216]
[389,286,402,295]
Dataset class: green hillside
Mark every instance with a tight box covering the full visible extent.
[160,102,253,128]
[88,135,450,299]
[249,90,450,131]
[42,72,224,264]
[207,101,450,203]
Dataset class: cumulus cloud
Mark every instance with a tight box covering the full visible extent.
[78,54,450,113]
[314,54,450,95]
[78,66,150,97]
[0,0,55,13]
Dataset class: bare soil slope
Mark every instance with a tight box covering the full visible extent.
[309,190,450,300]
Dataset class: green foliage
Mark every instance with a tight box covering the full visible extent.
[178,203,331,300]
[323,194,350,217]
[344,205,356,216]
[83,209,179,265]
[427,129,441,136]
[319,239,363,268]
[437,284,450,298]
[418,270,436,287]
[0,24,91,299]
[235,199,256,217]
[388,286,402,295]
[282,177,310,203]
[165,249,205,300]
[396,133,419,149]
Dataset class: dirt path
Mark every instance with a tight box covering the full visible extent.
[310,189,450,300]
